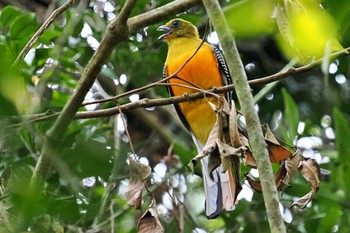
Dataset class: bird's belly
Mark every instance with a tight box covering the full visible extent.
[181,99,217,144]
[166,48,224,144]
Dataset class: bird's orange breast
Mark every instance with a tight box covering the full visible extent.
[166,44,224,144]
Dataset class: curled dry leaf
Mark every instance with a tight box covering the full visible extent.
[138,198,164,233]
[291,158,320,209]
[189,110,223,172]
[229,100,248,148]
[280,150,302,191]
[291,191,313,210]
[242,149,256,167]
[216,139,246,172]
[245,162,287,192]
[245,173,262,192]
[299,159,320,193]
[125,158,152,209]
[262,124,279,144]
[262,124,294,163]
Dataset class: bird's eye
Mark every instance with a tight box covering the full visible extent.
[171,20,180,28]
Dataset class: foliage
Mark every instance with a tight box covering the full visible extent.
[0,0,350,232]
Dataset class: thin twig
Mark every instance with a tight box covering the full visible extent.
[82,46,350,107]
[30,0,136,188]
[117,105,136,157]
[13,0,78,65]
[82,36,207,107]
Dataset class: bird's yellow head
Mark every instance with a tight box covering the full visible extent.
[157,18,199,41]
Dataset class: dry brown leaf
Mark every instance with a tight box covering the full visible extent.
[242,149,256,167]
[299,158,320,193]
[125,158,152,209]
[275,161,287,190]
[189,111,223,172]
[245,162,287,192]
[291,191,313,209]
[138,198,164,233]
[216,139,246,172]
[229,100,249,148]
[245,173,262,192]
[231,156,243,198]
[267,143,293,163]
[262,124,293,162]
[280,150,302,191]
[262,124,279,145]
[291,158,320,210]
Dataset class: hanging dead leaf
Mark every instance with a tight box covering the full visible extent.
[242,148,256,167]
[262,124,280,144]
[216,139,246,172]
[125,158,152,209]
[262,124,294,163]
[291,191,313,210]
[138,198,164,233]
[189,111,223,172]
[299,158,320,193]
[245,173,262,192]
[291,158,320,210]
[280,150,302,191]
[231,156,243,198]
[275,161,287,189]
[208,147,222,179]
[267,143,293,163]
[245,162,287,192]
[229,100,249,148]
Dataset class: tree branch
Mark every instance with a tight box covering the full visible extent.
[127,0,201,32]
[29,0,203,187]
[12,45,349,125]
[30,0,137,187]
[202,0,286,232]
[13,0,78,65]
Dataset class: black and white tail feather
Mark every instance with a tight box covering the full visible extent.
[192,136,236,219]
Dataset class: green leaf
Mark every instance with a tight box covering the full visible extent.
[10,13,36,40]
[281,88,299,144]
[333,108,350,164]
[224,0,275,38]
[38,28,62,45]
[315,204,342,233]
[0,5,21,27]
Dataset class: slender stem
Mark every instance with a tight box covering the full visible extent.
[13,0,78,65]
[202,0,286,232]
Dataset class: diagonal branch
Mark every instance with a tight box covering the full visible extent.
[30,0,137,187]
[13,0,78,65]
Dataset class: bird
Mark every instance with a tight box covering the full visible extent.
[158,18,236,219]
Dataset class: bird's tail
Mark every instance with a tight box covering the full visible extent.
[201,156,236,218]
[193,136,239,219]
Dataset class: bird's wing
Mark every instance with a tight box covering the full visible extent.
[162,64,191,131]
[212,46,233,101]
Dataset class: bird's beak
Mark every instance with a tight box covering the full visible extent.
[157,25,172,40]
